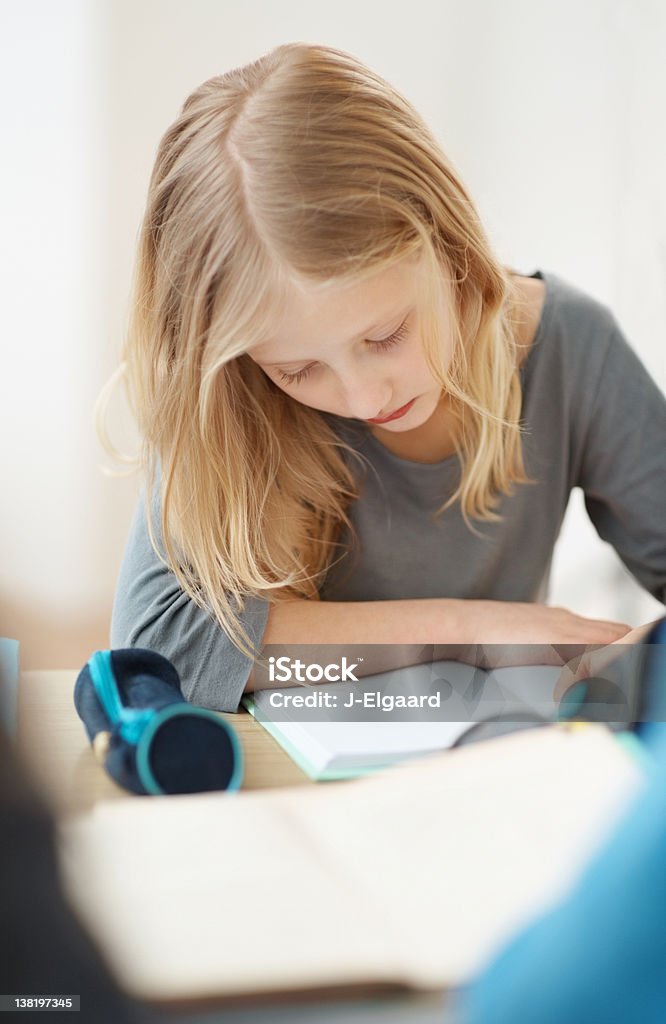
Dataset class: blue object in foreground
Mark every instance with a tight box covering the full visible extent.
[458,619,666,1024]
[0,637,20,736]
[74,648,242,795]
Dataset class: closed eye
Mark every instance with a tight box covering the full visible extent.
[277,319,410,386]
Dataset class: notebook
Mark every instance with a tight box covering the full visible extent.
[58,725,645,1007]
[242,658,563,779]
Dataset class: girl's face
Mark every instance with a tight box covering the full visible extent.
[248,254,455,434]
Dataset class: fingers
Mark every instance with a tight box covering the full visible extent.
[538,609,630,646]
[609,620,660,647]
[588,618,632,641]
[552,627,649,703]
[554,643,629,701]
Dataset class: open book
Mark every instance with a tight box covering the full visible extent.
[243,658,563,779]
[59,725,644,1007]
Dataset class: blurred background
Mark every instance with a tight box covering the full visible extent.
[1,0,664,669]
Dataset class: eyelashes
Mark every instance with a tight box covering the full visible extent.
[278,366,313,386]
[277,320,410,386]
[371,319,410,352]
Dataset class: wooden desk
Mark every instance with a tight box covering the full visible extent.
[17,670,311,817]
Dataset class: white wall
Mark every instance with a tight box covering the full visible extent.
[2,0,664,668]
[1,0,134,668]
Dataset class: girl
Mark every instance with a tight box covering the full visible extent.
[104,42,666,712]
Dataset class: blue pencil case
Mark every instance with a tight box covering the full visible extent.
[74,648,243,795]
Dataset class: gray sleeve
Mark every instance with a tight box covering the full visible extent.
[110,492,269,712]
[574,322,666,604]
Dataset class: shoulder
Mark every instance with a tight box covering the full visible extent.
[509,270,620,377]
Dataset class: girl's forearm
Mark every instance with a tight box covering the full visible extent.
[243,596,631,690]
[262,596,465,645]
[245,597,466,690]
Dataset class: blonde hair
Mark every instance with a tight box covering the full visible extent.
[98,42,534,662]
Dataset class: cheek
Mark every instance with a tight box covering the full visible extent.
[417,331,454,381]
[402,345,434,381]
[270,376,331,410]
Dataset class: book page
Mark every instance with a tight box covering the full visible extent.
[59,790,405,1002]
[248,659,559,775]
[293,725,643,986]
[58,725,643,1003]
[489,664,561,717]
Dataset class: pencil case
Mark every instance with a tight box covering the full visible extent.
[74,648,243,795]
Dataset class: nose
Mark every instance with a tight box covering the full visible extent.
[338,373,392,421]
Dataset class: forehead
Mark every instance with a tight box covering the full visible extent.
[250,254,425,363]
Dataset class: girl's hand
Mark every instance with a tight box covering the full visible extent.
[462,601,631,646]
[553,619,660,702]
[432,601,632,673]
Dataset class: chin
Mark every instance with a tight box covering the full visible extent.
[380,414,424,432]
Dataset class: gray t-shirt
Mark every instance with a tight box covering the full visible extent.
[110,270,666,711]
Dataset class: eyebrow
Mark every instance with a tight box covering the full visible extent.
[257,308,411,367]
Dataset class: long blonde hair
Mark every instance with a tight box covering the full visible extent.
[98,42,534,661]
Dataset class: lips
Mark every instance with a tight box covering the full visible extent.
[366,397,417,425]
